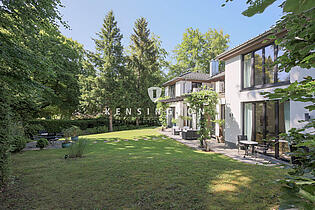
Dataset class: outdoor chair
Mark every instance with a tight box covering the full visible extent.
[182,130,199,140]
[237,135,247,154]
[172,126,181,135]
[255,140,273,155]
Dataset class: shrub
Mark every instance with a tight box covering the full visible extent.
[10,136,27,153]
[27,117,160,136]
[24,123,44,139]
[68,139,87,158]
[36,138,49,149]
[28,118,109,134]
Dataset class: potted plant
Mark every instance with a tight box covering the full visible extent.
[62,128,72,148]
[69,126,81,141]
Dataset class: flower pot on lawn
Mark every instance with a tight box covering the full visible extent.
[62,142,72,148]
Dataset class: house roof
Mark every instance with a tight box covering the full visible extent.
[216,29,286,61]
[206,71,225,82]
[162,72,212,86]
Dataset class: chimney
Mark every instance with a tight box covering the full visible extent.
[209,60,219,77]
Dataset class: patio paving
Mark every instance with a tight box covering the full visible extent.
[159,128,290,167]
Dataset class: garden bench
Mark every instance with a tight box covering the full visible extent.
[33,132,64,144]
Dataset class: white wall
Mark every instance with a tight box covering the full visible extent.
[175,81,182,97]
[225,54,315,146]
[165,86,169,97]
[290,67,315,130]
[224,55,242,146]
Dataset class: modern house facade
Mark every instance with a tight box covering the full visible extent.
[162,70,225,138]
[217,30,315,159]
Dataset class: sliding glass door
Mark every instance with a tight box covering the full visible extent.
[243,101,290,159]
[244,103,253,141]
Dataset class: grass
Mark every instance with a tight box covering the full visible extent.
[1,127,287,209]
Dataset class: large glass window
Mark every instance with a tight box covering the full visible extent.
[242,44,289,89]
[243,100,290,160]
[244,53,252,88]
[254,49,264,86]
[244,103,253,141]
[266,101,276,139]
[265,45,275,83]
[255,103,264,144]
[277,47,290,82]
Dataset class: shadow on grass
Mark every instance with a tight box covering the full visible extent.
[1,130,286,209]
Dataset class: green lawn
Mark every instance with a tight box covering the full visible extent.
[1,127,286,209]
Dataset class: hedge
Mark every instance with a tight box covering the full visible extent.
[25,118,160,137]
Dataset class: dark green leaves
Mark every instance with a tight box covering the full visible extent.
[242,0,277,17]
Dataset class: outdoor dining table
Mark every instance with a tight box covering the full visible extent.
[239,140,258,156]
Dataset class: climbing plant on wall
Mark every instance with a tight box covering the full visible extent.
[185,88,219,147]
[156,97,170,130]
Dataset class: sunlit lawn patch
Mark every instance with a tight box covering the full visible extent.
[1,127,286,209]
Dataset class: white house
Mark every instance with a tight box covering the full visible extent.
[217,30,315,159]
[162,69,225,138]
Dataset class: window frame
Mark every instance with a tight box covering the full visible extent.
[241,43,290,91]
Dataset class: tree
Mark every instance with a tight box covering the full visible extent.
[0,0,69,188]
[128,17,164,125]
[222,0,315,207]
[185,88,219,147]
[169,28,229,77]
[37,35,84,119]
[81,10,125,131]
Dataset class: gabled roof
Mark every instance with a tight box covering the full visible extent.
[206,71,225,82]
[162,72,212,86]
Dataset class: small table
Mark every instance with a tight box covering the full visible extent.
[240,140,258,156]
[272,139,289,155]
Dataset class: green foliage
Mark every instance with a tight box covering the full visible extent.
[68,139,88,158]
[1,0,84,120]
[0,86,12,188]
[156,97,170,128]
[278,122,315,209]
[36,138,49,149]
[27,119,109,135]
[185,88,219,146]
[169,28,229,77]
[79,11,127,131]
[63,126,81,142]
[224,0,315,206]
[127,17,165,123]
[10,136,27,153]
[262,77,315,111]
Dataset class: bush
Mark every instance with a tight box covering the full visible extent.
[24,123,44,139]
[27,117,160,136]
[28,118,109,135]
[10,136,27,152]
[68,139,88,158]
[36,138,49,149]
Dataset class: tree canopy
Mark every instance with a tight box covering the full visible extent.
[169,28,229,77]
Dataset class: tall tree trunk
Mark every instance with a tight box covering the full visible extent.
[136,117,139,126]
[109,109,113,132]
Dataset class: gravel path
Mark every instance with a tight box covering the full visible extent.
[23,140,64,151]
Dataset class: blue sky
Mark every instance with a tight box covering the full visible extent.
[59,0,283,56]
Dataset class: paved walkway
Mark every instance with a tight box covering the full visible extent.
[159,129,290,166]
[23,140,64,151]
